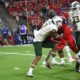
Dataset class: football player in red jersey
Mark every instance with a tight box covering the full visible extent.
[43,21,78,66]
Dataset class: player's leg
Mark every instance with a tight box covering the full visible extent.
[67,35,78,53]
[67,34,80,71]
[64,45,75,63]
[27,42,42,77]
[42,50,52,68]
[42,50,52,65]
[24,34,28,44]
[51,47,59,65]
[58,50,65,65]
[42,48,58,67]
[42,41,57,67]
[75,31,80,72]
[55,40,65,65]
[75,52,80,72]
[20,35,24,44]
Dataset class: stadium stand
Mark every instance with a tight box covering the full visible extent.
[0,0,80,45]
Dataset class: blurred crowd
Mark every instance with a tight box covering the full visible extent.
[0,0,80,46]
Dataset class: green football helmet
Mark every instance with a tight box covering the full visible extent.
[52,16,63,29]
[71,1,80,9]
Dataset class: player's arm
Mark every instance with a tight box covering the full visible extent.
[49,30,63,39]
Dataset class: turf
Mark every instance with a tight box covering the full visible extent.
[0,44,80,80]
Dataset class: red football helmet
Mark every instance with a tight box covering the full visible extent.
[60,12,69,20]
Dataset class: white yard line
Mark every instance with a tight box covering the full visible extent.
[1,44,33,47]
[0,51,72,69]
[0,52,35,56]
[0,51,68,59]
[13,67,20,70]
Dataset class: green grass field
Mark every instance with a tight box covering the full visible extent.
[0,44,80,80]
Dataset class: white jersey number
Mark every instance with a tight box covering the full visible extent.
[72,16,79,23]
[42,20,52,27]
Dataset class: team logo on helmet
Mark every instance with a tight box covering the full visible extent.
[71,1,80,9]
[52,16,63,28]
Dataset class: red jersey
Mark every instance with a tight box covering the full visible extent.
[49,23,78,53]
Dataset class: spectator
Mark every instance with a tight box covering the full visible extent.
[9,34,14,45]
[13,33,21,45]
[0,18,3,27]
[41,1,49,19]
[15,15,20,24]
[48,9,56,18]
[0,25,11,45]
[0,35,4,46]
[18,23,28,44]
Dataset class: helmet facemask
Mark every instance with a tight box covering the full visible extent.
[52,16,63,29]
